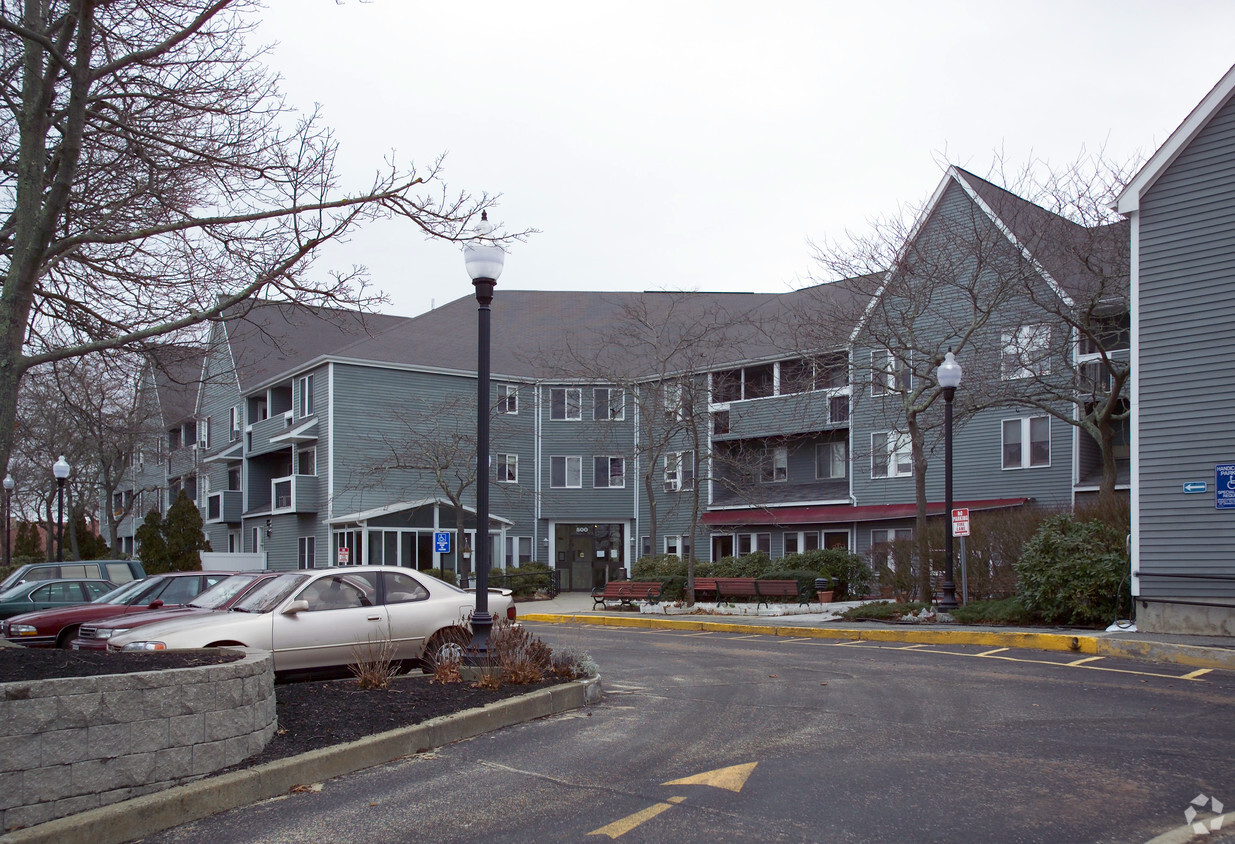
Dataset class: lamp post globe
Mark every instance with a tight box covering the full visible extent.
[52,456,70,563]
[465,211,504,657]
[936,352,961,611]
[3,474,12,570]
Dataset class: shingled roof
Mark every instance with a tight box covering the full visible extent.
[146,345,207,426]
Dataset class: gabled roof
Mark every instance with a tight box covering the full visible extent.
[219,300,410,392]
[146,345,207,426]
[1117,63,1235,213]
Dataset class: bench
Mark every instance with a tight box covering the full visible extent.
[591,580,665,610]
[695,577,807,608]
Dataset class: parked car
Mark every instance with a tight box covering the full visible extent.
[0,560,145,592]
[0,578,116,620]
[71,571,282,650]
[2,571,233,648]
[107,566,516,678]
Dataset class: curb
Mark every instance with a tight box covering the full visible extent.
[520,612,1235,671]
[1,676,602,844]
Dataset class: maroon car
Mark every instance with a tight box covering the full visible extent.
[2,571,233,648]
[71,571,280,650]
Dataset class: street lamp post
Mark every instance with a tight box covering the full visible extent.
[53,456,70,562]
[3,474,13,569]
[464,211,505,656]
[936,351,962,611]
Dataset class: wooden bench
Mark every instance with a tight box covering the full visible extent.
[591,580,665,610]
[700,577,806,608]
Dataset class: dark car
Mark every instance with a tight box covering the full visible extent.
[0,578,116,620]
[0,560,145,592]
[71,571,281,650]
[2,571,233,648]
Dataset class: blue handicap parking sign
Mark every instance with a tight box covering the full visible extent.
[1217,465,1235,510]
[434,531,451,553]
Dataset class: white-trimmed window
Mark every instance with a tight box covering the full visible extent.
[298,536,316,569]
[762,446,788,483]
[297,374,314,417]
[593,456,625,489]
[496,453,518,484]
[663,381,685,420]
[550,455,582,488]
[1001,325,1052,380]
[229,405,242,441]
[505,536,532,565]
[297,447,316,476]
[815,441,847,479]
[737,533,771,556]
[664,535,692,559]
[1002,417,1051,469]
[593,387,625,421]
[550,387,582,421]
[872,350,911,396]
[664,450,695,492]
[198,417,211,450]
[784,531,821,554]
[497,384,519,415]
[872,432,912,478]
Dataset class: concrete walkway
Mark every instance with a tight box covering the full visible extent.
[518,591,1235,671]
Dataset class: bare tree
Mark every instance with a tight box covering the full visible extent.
[0,1,528,478]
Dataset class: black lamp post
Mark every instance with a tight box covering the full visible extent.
[464,211,505,655]
[936,351,962,611]
[52,456,70,562]
[3,474,13,569]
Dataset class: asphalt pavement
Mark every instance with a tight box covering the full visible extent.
[5,593,1232,844]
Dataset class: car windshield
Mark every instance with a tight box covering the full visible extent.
[232,574,310,614]
[0,583,33,601]
[96,578,159,605]
[188,574,260,609]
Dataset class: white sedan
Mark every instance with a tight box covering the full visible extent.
[106,566,515,677]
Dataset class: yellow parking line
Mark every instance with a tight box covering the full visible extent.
[1181,668,1214,680]
[1068,656,1105,666]
[977,648,1010,656]
[588,796,686,838]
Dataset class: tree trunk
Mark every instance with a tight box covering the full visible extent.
[909,417,932,603]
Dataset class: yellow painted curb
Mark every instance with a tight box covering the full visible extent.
[519,612,1235,670]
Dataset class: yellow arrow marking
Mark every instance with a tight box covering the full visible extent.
[588,796,685,838]
[663,761,758,793]
[1181,668,1213,680]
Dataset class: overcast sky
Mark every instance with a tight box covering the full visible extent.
[256,1,1235,318]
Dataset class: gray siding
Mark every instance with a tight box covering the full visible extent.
[1138,92,1235,598]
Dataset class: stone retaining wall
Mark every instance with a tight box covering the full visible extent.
[0,650,276,832]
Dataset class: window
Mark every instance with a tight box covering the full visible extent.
[870,528,914,571]
[663,381,686,419]
[737,533,771,556]
[1079,312,1130,356]
[298,536,316,569]
[641,536,651,557]
[712,410,730,435]
[1002,325,1052,379]
[743,364,775,399]
[227,466,241,491]
[550,455,582,488]
[298,374,314,417]
[872,350,911,396]
[497,384,519,414]
[230,406,242,441]
[297,447,316,476]
[817,352,848,389]
[496,453,518,484]
[779,359,813,394]
[664,450,695,492]
[593,387,625,421]
[381,571,429,603]
[829,395,849,424]
[505,536,532,565]
[1078,360,1113,395]
[815,441,847,479]
[550,387,581,421]
[197,418,211,450]
[1002,417,1051,469]
[784,531,821,555]
[664,535,692,559]
[762,446,788,483]
[872,432,912,478]
[593,456,625,488]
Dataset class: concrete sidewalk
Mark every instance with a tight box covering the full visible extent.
[518,591,1235,672]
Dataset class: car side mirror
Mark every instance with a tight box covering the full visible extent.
[148,599,164,609]
[283,600,310,615]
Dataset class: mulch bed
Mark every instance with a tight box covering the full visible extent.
[0,647,568,769]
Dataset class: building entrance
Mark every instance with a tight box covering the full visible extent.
[556,523,625,590]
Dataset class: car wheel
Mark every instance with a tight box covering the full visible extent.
[55,626,79,649]
[420,625,470,672]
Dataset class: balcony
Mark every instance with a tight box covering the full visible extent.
[205,490,243,524]
[270,474,320,514]
[712,390,850,441]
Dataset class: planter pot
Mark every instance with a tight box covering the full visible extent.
[816,591,834,603]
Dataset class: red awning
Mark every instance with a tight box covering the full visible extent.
[699,498,1030,527]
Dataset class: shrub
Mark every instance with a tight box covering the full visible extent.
[840,601,930,621]
[426,567,459,586]
[550,645,599,679]
[1015,513,1131,626]
[706,552,773,578]
[796,548,872,600]
[633,554,686,580]
[950,596,1035,626]
[349,629,401,690]
[764,569,818,598]
[490,619,553,685]
[503,561,551,596]
[962,506,1053,600]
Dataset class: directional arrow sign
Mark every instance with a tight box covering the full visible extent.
[1183,482,1208,494]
